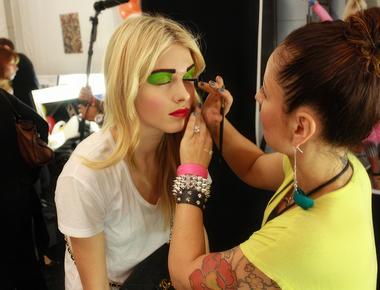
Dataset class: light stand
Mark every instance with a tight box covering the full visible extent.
[79,9,101,140]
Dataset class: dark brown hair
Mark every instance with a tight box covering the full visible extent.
[0,46,18,78]
[0,38,15,50]
[279,7,380,148]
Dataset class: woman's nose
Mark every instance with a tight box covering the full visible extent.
[173,81,191,103]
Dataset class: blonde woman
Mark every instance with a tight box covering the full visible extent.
[55,14,205,290]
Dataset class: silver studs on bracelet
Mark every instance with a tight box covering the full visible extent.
[172,175,211,209]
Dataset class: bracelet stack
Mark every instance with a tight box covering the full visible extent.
[172,174,211,209]
[177,163,208,179]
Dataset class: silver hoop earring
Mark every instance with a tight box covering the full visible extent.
[293,146,314,210]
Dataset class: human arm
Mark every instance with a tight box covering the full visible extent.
[204,227,210,253]
[200,77,284,191]
[55,171,109,289]
[69,232,110,290]
[169,112,280,289]
[170,210,280,290]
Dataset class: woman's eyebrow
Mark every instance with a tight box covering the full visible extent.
[150,68,176,74]
[186,64,195,71]
[150,64,194,74]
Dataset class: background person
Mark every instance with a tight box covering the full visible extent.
[0,46,18,94]
[0,37,40,110]
[0,88,49,290]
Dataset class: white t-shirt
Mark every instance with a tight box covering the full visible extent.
[55,129,170,290]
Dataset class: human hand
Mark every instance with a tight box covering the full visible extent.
[77,86,99,121]
[198,76,233,130]
[180,108,213,168]
[78,86,93,103]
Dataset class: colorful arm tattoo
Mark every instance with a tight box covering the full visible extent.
[189,247,280,290]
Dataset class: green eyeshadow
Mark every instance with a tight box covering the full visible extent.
[182,66,195,80]
[147,71,173,85]
[147,65,196,86]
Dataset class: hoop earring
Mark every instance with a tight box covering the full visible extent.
[293,146,314,210]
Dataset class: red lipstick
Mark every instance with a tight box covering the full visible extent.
[169,108,190,118]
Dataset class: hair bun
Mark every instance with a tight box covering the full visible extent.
[344,7,380,76]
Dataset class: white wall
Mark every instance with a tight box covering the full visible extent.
[0,0,9,37]
[277,0,308,43]
[277,0,346,43]
[7,0,123,75]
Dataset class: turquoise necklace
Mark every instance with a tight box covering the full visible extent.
[289,159,350,210]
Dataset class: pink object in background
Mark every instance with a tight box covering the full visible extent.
[364,122,380,144]
[309,0,333,21]
[362,122,380,175]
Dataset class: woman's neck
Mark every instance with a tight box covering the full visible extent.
[291,143,351,195]
[111,125,164,161]
[112,126,165,204]
[135,127,164,162]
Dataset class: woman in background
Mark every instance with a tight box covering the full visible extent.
[0,46,19,94]
[0,87,49,290]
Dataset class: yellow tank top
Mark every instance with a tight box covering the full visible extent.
[240,154,377,289]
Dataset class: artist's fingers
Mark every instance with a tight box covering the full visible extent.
[182,110,197,141]
[199,80,233,116]
[215,75,224,89]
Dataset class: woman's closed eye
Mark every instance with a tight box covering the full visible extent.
[147,65,197,86]
[147,71,174,86]
[182,65,197,82]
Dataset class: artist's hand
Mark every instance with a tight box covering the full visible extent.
[199,76,233,130]
[180,108,213,168]
[78,86,93,103]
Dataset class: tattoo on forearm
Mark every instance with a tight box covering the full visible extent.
[189,247,280,290]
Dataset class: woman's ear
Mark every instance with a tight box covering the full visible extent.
[290,109,317,147]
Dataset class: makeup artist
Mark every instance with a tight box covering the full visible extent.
[169,7,379,289]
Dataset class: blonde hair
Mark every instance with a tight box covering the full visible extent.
[84,14,205,226]
[342,0,367,20]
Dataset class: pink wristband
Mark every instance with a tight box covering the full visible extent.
[177,163,208,179]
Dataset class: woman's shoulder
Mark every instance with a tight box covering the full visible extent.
[343,153,372,201]
[74,129,114,159]
[59,130,117,178]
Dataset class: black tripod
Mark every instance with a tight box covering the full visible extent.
[79,9,101,140]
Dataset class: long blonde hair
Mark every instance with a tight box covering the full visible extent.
[84,14,205,226]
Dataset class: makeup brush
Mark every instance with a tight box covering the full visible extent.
[219,88,225,163]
